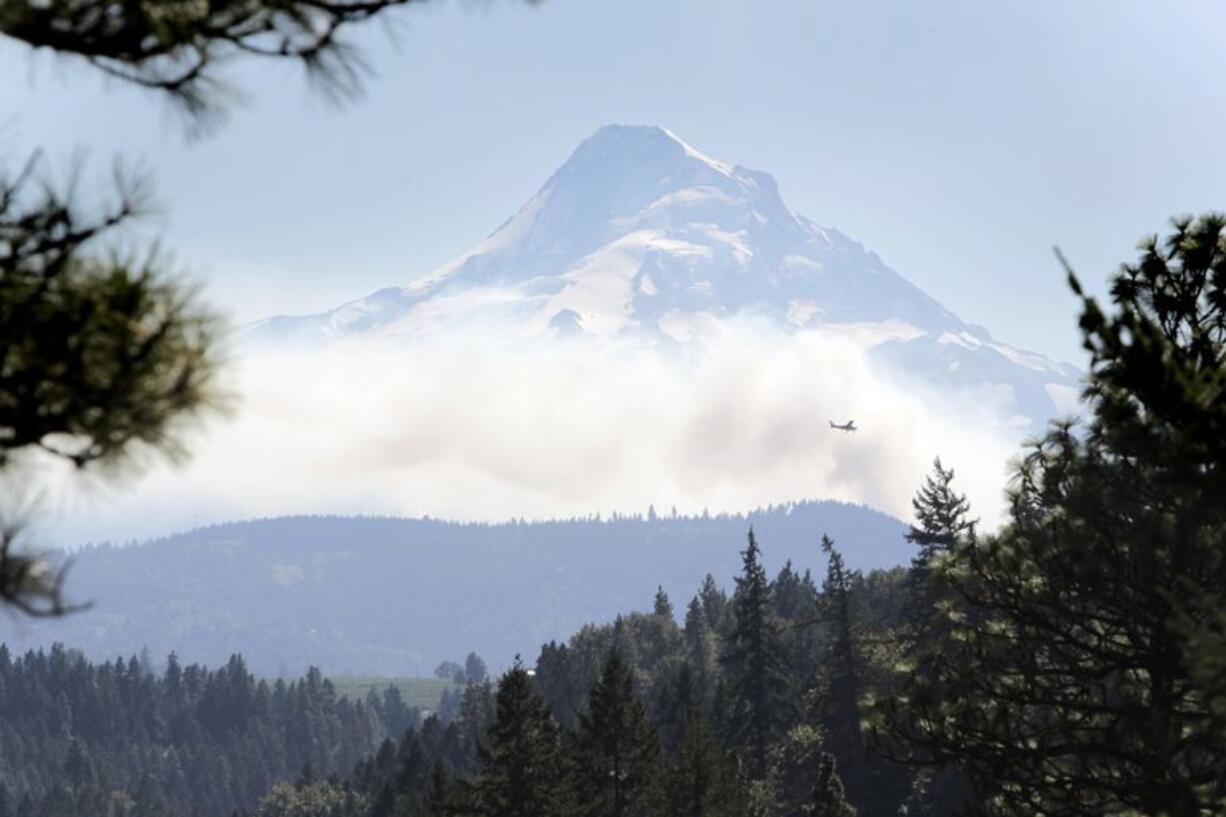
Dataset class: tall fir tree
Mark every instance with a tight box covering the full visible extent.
[573,650,660,817]
[806,753,855,817]
[722,529,790,780]
[683,596,716,701]
[901,459,974,647]
[653,586,675,621]
[663,664,746,817]
[817,536,865,807]
[772,562,822,697]
[699,574,727,632]
[896,462,977,814]
[464,653,488,686]
[907,458,974,571]
[469,661,570,817]
[422,760,453,817]
[455,680,496,775]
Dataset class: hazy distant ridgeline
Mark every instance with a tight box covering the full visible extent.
[24,501,904,676]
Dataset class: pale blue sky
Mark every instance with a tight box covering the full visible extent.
[3,0,1225,363]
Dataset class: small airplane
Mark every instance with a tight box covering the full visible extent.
[829,420,857,432]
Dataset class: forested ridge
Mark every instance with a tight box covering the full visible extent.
[18,501,906,676]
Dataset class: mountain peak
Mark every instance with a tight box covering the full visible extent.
[532,125,755,242]
[248,127,1080,433]
[255,124,959,339]
[565,124,735,178]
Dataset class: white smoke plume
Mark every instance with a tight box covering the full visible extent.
[35,319,1023,548]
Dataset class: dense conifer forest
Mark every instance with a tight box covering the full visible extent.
[0,647,418,817]
[0,527,918,817]
[232,527,930,817]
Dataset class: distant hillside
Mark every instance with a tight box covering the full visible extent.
[18,501,907,676]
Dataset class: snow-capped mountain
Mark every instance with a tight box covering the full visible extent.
[252,124,1081,430]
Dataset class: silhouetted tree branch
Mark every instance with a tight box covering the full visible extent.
[1,0,543,125]
[0,152,224,615]
[1,0,419,120]
[0,523,88,617]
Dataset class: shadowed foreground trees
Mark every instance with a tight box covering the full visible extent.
[722,530,790,781]
[0,158,223,615]
[573,651,659,817]
[467,660,571,817]
[875,214,1226,817]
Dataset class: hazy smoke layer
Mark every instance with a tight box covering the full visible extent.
[37,322,1022,546]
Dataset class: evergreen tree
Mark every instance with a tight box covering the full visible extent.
[391,728,432,813]
[892,464,977,816]
[469,661,569,817]
[683,597,717,701]
[722,530,789,780]
[573,650,659,817]
[906,459,974,571]
[64,738,97,791]
[436,687,460,724]
[455,679,495,773]
[877,215,1226,817]
[817,535,864,797]
[0,160,222,615]
[533,640,580,728]
[662,667,744,817]
[806,753,855,817]
[772,562,822,696]
[422,760,453,817]
[900,459,974,651]
[657,662,699,756]
[653,586,675,621]
[699,574,727,632]
[464,653,488,686]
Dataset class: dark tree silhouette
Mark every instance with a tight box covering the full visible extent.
[573,650,659,817]
[4,0,435,121]
[0,156,223,615]
[721,529,789,780]
[877,215,1226,817]
[469,660,570,817]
